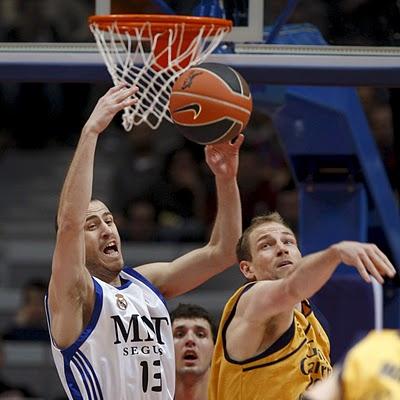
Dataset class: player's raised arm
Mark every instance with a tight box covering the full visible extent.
[238,240,396,325]
[48,86,137,348]
[136,134,244,298]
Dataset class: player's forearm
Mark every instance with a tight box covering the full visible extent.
[208,176,241,265]
[286,246,341,301]
[57,128,98,227]
[304,368,341,400]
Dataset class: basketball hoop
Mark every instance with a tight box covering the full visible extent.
[88,14,232,130]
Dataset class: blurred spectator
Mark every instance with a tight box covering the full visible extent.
[276,189,299,234]
[110,124,164,229]
[264,0,328,38]
[389,89,400,197]
[1,0,91,149]
[2,280,49,342]
[5,0,60,42]
[0,339,36,398]
[325,0,400,46]
[2,0,59,149]
[357,87,378,116]
[203,112,291,233]
[246,111,292,193]
[371,104,397,191]
[150,145,207,242]
[46,0,92,42]
[2,0,91,43]
[359,88,397,191]
[237,146,277,227]
[120,198,160,242]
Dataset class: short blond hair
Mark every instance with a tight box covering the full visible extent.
[236,212,293,262]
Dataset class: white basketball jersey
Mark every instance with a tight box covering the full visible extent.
[45,267,175,400]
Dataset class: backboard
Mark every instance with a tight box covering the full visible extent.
[1,0,400,85]
[94,0,264,43]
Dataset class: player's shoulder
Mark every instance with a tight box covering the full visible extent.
[357,329,399,347]
[344,329,400,365]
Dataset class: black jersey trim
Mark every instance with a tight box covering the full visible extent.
[222,283,256,365]
[243,337,308,372]
[307,299,331,340]
[222,283,296,365]
[301,300,312,317]
[304,322,312,335]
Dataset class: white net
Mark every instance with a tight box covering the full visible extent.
[90,21,230,130]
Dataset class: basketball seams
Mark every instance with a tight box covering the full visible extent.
[171,115,242,128]
[169,62,252,144]
[177,117,243,145]
[233,69,251,97]
[229,67,244,97]
[190,67,252,100]
[171,92,252,116]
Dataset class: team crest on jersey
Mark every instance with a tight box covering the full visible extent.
[115,294,128,310]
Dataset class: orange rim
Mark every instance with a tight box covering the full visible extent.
[88,14,232,35]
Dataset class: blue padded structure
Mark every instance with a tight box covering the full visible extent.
[312,274,382,364]
[253,23,400,270]
[252,23,400,362]
[265,22,327,45]
[273,84,400,263]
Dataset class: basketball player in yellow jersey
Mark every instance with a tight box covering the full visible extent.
[208,212,396,400]
[305,329,400,400]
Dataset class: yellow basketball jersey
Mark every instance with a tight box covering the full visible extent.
[209,283,331,400]
[341,330,400,400]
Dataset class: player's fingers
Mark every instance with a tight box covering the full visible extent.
[204,146,219,165]
[113,86,138,103]
[371,245,397,276]
[360,253,384,284]
[231,133,245,148]
[354,259,371,283]
[204,144,214,156]
[366,248,396,278]
[109,83,126,93]
[104,84,128,99]
[122,97,138,107]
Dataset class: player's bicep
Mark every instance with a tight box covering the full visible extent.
[135,247,216,298]
[134,262,170,290]
[136,244,230,298]
[49,228,91,310]
[238,280,298,324]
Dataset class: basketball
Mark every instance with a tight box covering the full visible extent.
[169,63,253,145]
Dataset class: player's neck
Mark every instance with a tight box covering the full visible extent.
[175,372,209,400]
[90,268,122,287]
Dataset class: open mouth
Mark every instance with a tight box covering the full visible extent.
[277,260,293,269]
[183,350,198,362]
[103,241,119,257]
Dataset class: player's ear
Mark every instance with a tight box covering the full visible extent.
[239,260,255,280]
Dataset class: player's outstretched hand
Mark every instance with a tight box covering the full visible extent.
[84,84,138,134]
[331,241,397,284]
[204,134,244,180]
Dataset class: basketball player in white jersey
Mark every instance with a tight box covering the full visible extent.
[46,85,244,400]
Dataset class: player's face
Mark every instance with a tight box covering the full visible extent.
[84,200,124,277]
[241,222,301,281]
[173,318,214,378]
